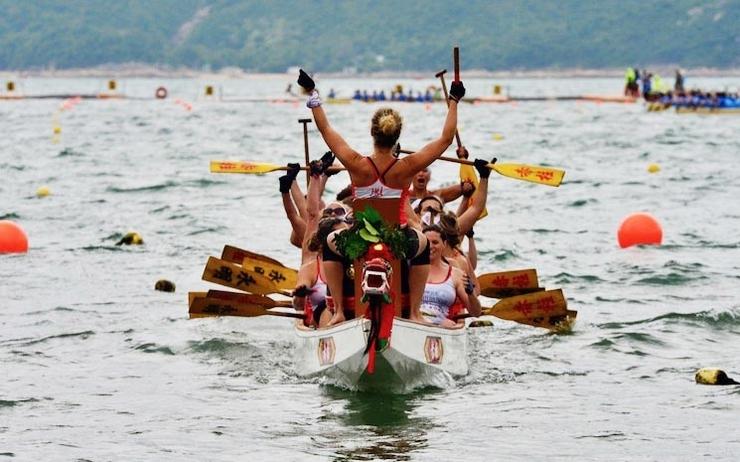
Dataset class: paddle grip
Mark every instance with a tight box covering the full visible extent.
[453,47,460,82]
[299,118,312,187]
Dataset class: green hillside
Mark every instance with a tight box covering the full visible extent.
[0,0,738,71]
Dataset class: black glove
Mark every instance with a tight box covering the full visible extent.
[449,80,465,102]
[293,285,314,297]
[278,175,292,194]
[320,151,338,176]
[285,163,301,182]
[464,275,475,295]
[297,69,315,92]
[461,180,475,198]
[474,158,496,179]
[309,159,323,177]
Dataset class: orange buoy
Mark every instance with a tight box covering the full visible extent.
[0,220,29,253]
[617,213,662,248]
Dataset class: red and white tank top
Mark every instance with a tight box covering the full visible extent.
[307,257,327,310]
[352,157,410,223]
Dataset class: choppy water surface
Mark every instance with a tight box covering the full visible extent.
[2,76,740,460]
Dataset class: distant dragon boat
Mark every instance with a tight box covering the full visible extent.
[647,95,740,114]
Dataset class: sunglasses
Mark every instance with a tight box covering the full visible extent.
[421,206,442,214]
[322,207,346,217]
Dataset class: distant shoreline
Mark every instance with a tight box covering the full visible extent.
[2,64,740,80]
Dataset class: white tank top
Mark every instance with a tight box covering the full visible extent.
[420,266,456,325]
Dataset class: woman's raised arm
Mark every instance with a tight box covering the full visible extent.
[457,159,493,236]
[394,80,465,178]
[297,70,364,171]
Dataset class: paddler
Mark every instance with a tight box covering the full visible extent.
[420,223,482,327]
[409,166,475,208]
[278,162,308,248]
[296,68,465,325]
[291,153,351,327]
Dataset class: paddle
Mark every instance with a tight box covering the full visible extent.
[436,63,487,218]
[435,68,463,147]
[457,289,575,330]
[210,160,345,175]
[453,46,460,82]
[206,289,293,308]
[189,296,303,319]
[188,291,207,306]
[219,245,297,291]
[477,269,543,298]
[202,256,291,296]
[398,149,564,187]
[222,244,285,267]
[299,118,311,187]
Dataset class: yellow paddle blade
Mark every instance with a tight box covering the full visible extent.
[202,256,280,295]
[210,160,283,174]
[206,289,293,308]
[222,245,286,268]
[220,245,297,290]
[491,163,565,187]
[478,269,540,298]
[188,291,207,306]
[189,296,302,319]
[241,257,297,291]
[484,289,571,329]
[459,163,488,220]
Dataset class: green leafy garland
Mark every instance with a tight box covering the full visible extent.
[333,206,410,261]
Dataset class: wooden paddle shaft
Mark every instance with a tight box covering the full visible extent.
[434,69,462,149]
[398,149,474,167]
[453,47,460,82]
[299,118,312,187]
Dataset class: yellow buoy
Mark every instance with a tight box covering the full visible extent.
[53,125,61,135]
[116,232,143,246]
[695,368,738,385]
[647,163,660,173]
[6,81,15,92]
[108,80,117,91]
[493,84,502,95]
[205,85,214,96]
[492,133,504,141]
[36,186,51,198]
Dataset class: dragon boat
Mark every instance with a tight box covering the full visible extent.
[290,196,469,391]
[294,316,467,391]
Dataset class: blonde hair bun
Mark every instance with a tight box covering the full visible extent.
[371,107,403,148]
[379,114,398,134]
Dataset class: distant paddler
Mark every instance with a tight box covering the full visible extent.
[296,68,469,325]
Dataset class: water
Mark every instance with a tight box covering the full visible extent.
[2,76,740,460]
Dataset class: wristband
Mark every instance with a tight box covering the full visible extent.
[307,90,322,108]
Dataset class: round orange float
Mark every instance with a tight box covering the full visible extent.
[617,213,662,248]
[0,220,29,253]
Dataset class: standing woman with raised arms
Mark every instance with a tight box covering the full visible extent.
[296,69,466,325]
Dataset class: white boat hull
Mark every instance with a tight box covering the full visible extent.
[294,317,467,391]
